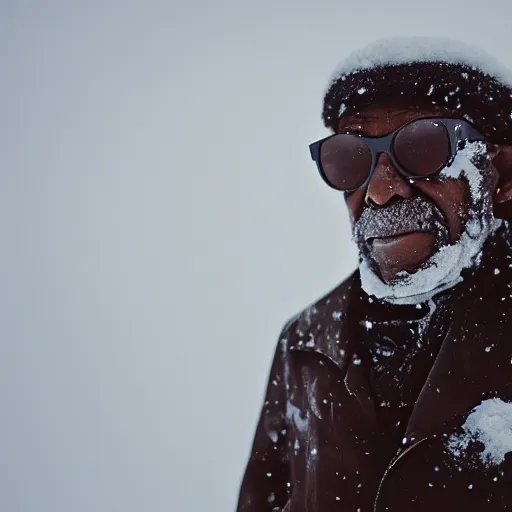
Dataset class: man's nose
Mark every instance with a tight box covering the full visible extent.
[365,153,414,206]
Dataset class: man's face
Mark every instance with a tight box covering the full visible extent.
[340,104,499,284]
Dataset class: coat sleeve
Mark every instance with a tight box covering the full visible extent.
[236,336,291,512]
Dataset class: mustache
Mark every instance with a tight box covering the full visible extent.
[353,196,449,242]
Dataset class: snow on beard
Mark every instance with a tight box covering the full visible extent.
[355,141,501,305]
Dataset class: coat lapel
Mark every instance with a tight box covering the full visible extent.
[287,272,378,420]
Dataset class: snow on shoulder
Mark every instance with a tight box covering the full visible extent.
[328,37,512,87]
[448,398,512,466]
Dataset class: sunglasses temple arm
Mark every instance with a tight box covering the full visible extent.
[463,124,485,142]
[309,143,320,162]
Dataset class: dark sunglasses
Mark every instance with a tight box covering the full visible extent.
[309,118,484,192]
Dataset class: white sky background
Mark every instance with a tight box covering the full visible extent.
[2,0,512,511]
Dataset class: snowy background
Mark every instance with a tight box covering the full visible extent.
[2,0,512,511]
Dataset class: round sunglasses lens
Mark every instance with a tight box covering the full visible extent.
[393,119,450,176]
[320,135,372,190]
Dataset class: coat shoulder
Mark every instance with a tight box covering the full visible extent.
[278,271,361,356]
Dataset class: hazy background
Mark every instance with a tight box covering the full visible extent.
[2,0,512,510]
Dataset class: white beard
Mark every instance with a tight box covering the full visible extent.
[359,142,501,305]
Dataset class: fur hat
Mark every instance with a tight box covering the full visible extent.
[322,38,512,144]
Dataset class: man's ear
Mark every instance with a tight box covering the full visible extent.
[492,145,512,219]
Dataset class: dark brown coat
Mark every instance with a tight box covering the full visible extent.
[237,232,512,511]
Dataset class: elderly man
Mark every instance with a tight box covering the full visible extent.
[237,38,512,512]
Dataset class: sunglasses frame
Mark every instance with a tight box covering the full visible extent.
[309,117,484,192]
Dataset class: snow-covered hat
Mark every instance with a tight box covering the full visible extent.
[323,37,512,144]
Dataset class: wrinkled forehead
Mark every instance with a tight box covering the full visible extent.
[337,102,456,135]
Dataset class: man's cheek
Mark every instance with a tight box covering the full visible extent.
[414,180,468,244]
[414,178,468,206]
[345,189,366,223]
